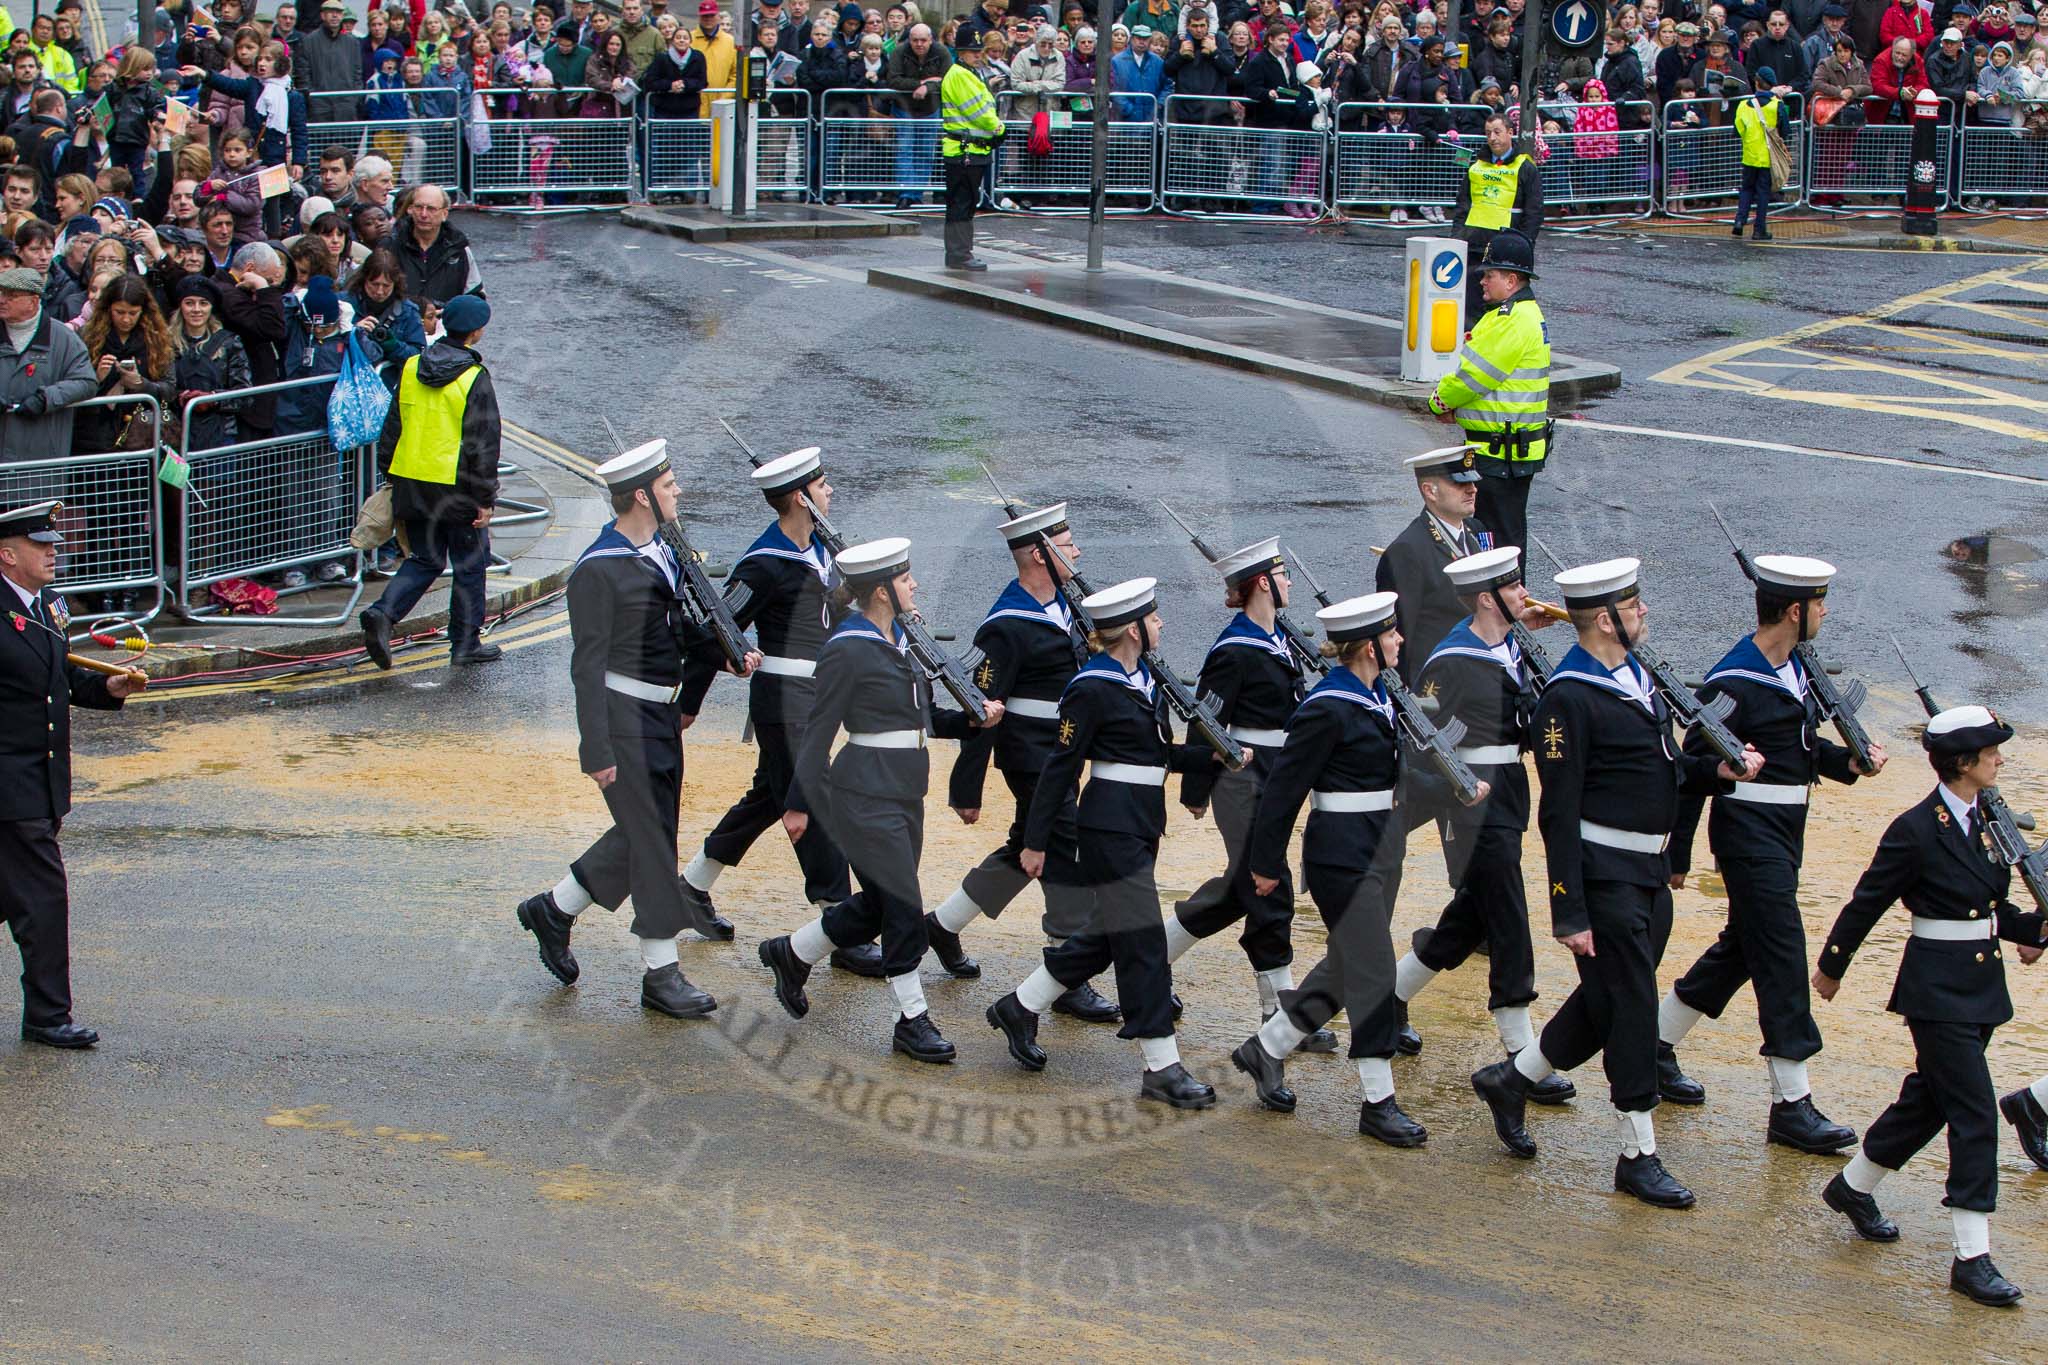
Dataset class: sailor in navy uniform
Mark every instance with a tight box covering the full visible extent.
[1816,706,2046,1308]
[1374,446,1494,684]
[0,501,144,1050]
[758,539,1004,1063]
[514,442,754,1021]
[1470,558,1761,1210]
[672,447,883,978]
[1230,591,1488,1146]
[985,577,1238,1109]
[926,503,1121,1023]
[1162,536,1335,1051]
[1392,548,1575,1106]
[1659,555,1883,1155]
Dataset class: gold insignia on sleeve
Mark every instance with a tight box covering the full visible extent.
[1058,718,1075,746]
[1542,718,1565,760]
[976,659,995,689]
[1552,882,1567,899]
[1421,679,1440,701]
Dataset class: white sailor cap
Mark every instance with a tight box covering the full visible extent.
[596,438,670,494]
[1553,556,1641,608]
[752,446,824,498]
[1405,444,1481,485]
[1923,704,2014,757]
[1445,545,1523,593]
[1752,553,1835,600]
[999,501,1069,546]
[836,536,912,586]
[0,499,64,544]
[1214,535,1285,588]
[1316,590,1399,643]
[1081,576,1157,630]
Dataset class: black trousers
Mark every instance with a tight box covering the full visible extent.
[958,767,1090,941]
[1,817,76,1028]
[820,796,928,979]
[1672,853,1823,1062]
[701,719,851,907]
[1473,473,1533,556]
[1174,763,1295,971]
[1734,163,1773,231]
[1537,880,1674,1112]
[1283,859,1405,1060]
[571,734,693,941]
[1863,1017,2000,1214]
[1044,831,1174,1041]
[944,154,982,225]
[1417,818,1537,1010]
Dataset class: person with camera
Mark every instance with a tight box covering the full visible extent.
[72,274,176,458]
[345,248,426,381]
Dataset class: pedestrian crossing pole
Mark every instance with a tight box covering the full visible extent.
[1086,0,1110,271]
[1517,0,1544,157]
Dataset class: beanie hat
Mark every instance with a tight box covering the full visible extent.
[303,273,340,324]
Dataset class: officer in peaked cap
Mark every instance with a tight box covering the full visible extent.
[1376,445,1493,685]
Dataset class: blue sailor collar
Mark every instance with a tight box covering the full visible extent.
[1427,615,1523,678]
[829,611,907,651]
[1067,651,1155,701]
[740,521,836,582]
[1705,633,1806,699]
[1302,665,1394,721]
[984,579,1073,632]
[1209,611,1290,660]
[1550,643,1655,710]
[573,520,674,587]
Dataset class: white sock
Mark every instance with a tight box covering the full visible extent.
[1953,1208,1991,1261]
[639,935,679,970]
[1615,1107,1656,1158]
[1163,913,1199,964]
[1357,1056,1395,1103]
[1843,1150,1890,1194]
[790,918,833,965]
[1394,952,1437,1003]
[1514,1046,1555,1085]
[1658,991,1704,1046]
[1138,1034,1181,1071]
[1491,1005,1535,1056]
[934,888,982,934]
[888,971,928,1019]
[1767,1056,1811,1104]
[681,852,723,893]
[552,872,592,916]
[1256,965,1293,1015]
[1258,1008,1307,1060]
[1016,965,1063,1015]
[2031,1075,2048,1109]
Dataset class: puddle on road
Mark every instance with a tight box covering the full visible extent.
[1944,532,2047,630]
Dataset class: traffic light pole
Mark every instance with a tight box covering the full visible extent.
[730,12,753,219]
[1086,0,1110,272]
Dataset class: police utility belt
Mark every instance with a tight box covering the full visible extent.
[1310,788,1396,813]
[1912,916,1996,941]
[605,671,684,704]
[1475,419,1557,456]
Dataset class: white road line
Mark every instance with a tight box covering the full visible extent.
[1567,418,2048,487]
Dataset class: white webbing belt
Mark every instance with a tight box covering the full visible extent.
[755,655,817,678]
[1580,820,1669,854]
[1456,744,1519,766]
[1091,762,1167,785]
[604,671,682,703]
[1006,697,1061,720]
[1912,916,1994,941]
[1728,782,1807,806]
[1310,789,1396,813]
[847,730,925,749]
[1229,726,1288,747]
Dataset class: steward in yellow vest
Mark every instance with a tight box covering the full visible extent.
[1450,114,1543,318]
[363,293,504,668]
[939,29,1004,271]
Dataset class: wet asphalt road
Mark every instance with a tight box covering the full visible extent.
[11,212,2048,1360]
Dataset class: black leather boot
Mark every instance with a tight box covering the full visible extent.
[923,913,980,979]
[829,941,887,977]
[1051,981,1120,1022]
[1229,1036,1296,1113]
[1658,1041,1706,1105]
[1139,1061,1215,1110]
[1952,1254,2024,1306]
[1614,1152,1696,1209]
[1471,1058,1536,1158]
[1821,1172,1899,1242]
[675,878,733,940]
[360,607,394,670]
[2000,1087,2048,1171]
[759,935,812,1019]
[1358,1096,1428,1147]
[986,991,1046,1071]
[1266,1009,1338,1054]
[515,890,579,984]
[892,1011,956,1063]
[1768,1096,1857,1154]
[1393,998,1422,1056]
[641,964,716,1019]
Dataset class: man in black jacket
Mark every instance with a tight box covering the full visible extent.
[359,294,503,668]
[1747,9,1810,93]
[0,501,144,1050]
[392,185,484,306]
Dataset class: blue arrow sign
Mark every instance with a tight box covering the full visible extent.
[1431,250,1464,290]
[1551,0,1597,46]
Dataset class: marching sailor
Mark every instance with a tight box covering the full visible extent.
[514,442,756,1018]
[1375,446,1494,684]
[674,447,884,977]
[985,577,1239,1108]
[926,503,1121,1023]
[1164,537,1336,1051]
[1659,554,1882,1154]
[758,538,1004,1062]
[1816,706,2046,1307]
[1470,558,1760,1208]
[1391,547,1575,1104]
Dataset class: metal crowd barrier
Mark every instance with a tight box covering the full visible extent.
[1660,94,1806,214]
[306,90,463,197]
[1536,103,1657,218]
[468,88,636,206]
[1331,102,1486,210]
[0,394,166,637]
[1805,99,1951,210]
[818,88,944,204]
[1162,94,1327,218]
[757,87,814,196]
[177,378,370,628]
[644,89,813,198]
[993,91,1157,207]
[1959,120,2048,204]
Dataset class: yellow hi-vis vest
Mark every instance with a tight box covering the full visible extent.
[1431,295,1551,466]
[940,61,1003,159]
[387,355,483,485]
[1463,152,1530,232]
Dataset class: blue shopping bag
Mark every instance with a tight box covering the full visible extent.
[327,330,393,455]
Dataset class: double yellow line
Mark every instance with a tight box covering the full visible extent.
[505,423,604,486]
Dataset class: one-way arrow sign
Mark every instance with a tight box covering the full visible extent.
[1551,0,1597,46]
